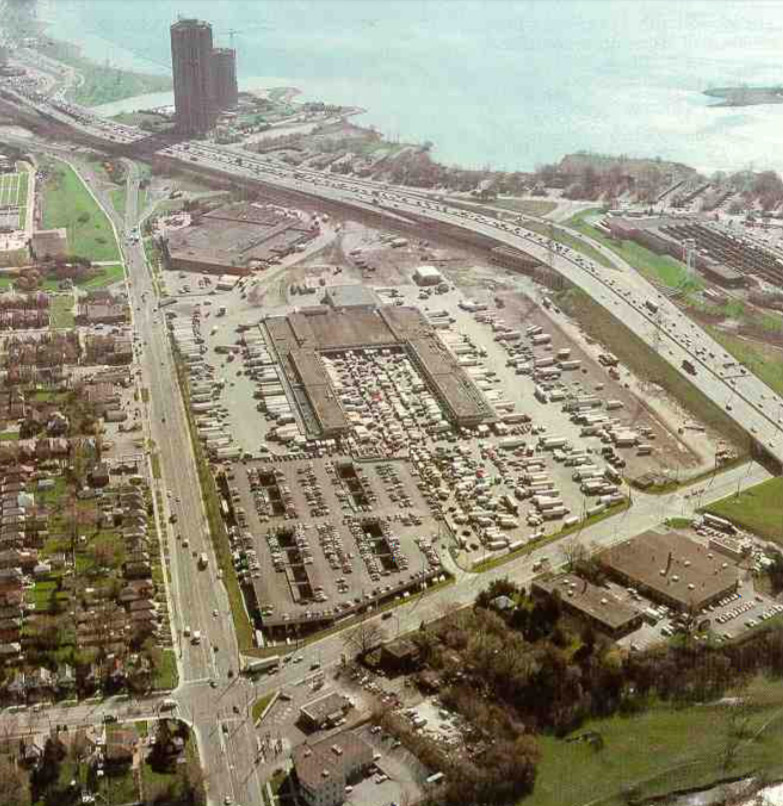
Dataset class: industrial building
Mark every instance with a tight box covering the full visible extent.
[604,217,750,289]
[170,18,215,136]
[162,202,316,275]
[293,730,373,806]
[210,47,238,110]
[532,573,643,638]
[599,530,739,612]
[264,299,493,438]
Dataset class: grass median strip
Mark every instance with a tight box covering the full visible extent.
[173,358,254,652]
[252,691,277,723]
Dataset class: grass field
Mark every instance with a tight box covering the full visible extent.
[528,676,783,806]
[49,294,75,328]
[41,160,120,262]
[480,197,558,217]
[110,187,127,219]
[708,329,783,399]
[704,477,783,544]
[565,209,703,292]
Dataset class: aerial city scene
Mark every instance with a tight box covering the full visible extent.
[1,0,783,804]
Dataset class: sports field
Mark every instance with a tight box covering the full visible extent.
[0,170,29,228]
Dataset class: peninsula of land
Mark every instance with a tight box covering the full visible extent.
[704,85,783,107]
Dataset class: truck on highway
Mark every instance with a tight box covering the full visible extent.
[682,359,697,376]
[198,552,208,569]
[244,656,281,675]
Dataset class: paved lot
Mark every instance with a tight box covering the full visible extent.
[232,456,442,629]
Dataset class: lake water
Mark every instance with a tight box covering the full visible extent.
[34,0,783,173]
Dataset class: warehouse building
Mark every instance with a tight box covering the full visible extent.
[264,300,492,438]
[599,530,739,612]
[163,202,316,275]
[533,573,643,638]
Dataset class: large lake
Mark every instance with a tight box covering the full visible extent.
[36,0,783,173]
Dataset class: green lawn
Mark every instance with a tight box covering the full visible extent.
[708,329,783,399]
[80,263,126,290]
[565,209,703,291]
[152,649,178,690]
[0,431,19,441]
[477,197,558,217]
[252,691,277,723]
[704,477,783,544]
[41,159,120,262]
[528,676,783,806]
[49,294,75,328]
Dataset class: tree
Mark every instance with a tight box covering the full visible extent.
[31,735,66,794]
[342,618,386,657]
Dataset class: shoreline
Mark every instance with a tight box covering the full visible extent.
[32,11,783,177]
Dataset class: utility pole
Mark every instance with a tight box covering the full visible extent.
[682,237,696,283]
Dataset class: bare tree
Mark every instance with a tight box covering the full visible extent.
[342,618,386,657]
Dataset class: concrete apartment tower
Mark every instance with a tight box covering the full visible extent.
[170,18,214,136]
[211,47,238,110]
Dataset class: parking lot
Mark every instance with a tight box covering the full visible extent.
[345,723,429,806]
[229,456,445,633]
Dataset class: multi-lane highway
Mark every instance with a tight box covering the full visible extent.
[5,79,783,466]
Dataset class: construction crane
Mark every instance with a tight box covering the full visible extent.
[216,23,273,48]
